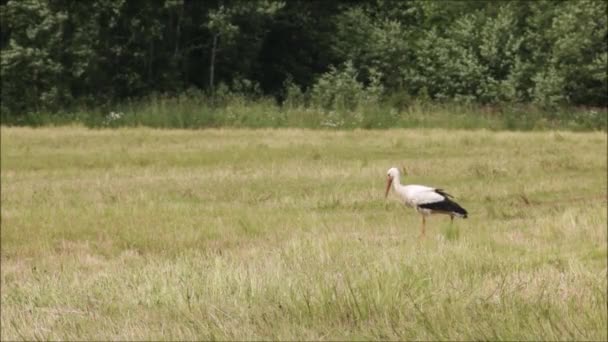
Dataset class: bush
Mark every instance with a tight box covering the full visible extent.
[282,75,307,109]
[309,61,385,128]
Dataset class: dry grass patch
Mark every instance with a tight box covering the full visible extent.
[1,126,606,340]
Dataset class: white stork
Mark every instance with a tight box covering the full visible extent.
[385,167,468,237]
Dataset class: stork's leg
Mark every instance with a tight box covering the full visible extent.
[450,215,454,225]
[420,215,426,238]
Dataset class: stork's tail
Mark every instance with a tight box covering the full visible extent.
[419,198,468,218]
[448,199,468,218]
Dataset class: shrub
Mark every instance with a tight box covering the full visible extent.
[309,61,385,128]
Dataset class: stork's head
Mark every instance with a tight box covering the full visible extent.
[385,167,400,198]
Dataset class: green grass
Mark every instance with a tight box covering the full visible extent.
[3,94,606,131]
[1,126,606,340]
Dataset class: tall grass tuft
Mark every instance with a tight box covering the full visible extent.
[1,84,606,131]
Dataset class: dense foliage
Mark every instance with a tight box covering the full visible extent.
[1,0,606,125]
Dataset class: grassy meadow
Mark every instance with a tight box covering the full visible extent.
[1,126,607,340]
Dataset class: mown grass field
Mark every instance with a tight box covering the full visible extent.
[1,126,606,340]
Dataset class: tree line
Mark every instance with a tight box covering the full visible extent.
[1,0,606,120]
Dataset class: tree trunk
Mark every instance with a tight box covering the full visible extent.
[148,40,154,84]
[209,33,219,92]
[174,3,183,58]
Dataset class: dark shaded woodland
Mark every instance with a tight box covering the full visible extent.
[1,0,606,123]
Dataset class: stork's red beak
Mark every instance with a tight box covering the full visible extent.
[385,175,393,198]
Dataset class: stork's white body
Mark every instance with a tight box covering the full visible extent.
[385,167,467,237]
[392,183,445,213]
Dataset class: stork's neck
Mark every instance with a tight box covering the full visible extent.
[392,173,404,190]
[392,173,412,201]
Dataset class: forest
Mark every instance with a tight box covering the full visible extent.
[1,0,607,128]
